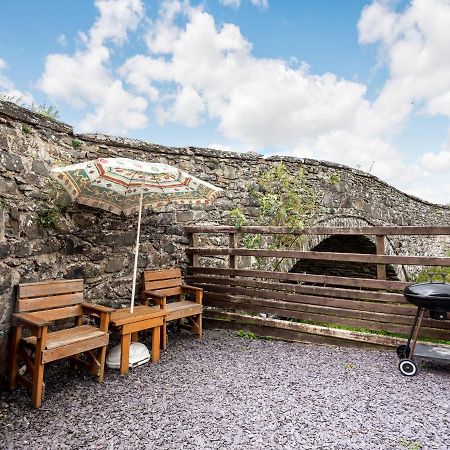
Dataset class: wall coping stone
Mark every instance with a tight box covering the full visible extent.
[0,100,73,134]
[1,99,449,211]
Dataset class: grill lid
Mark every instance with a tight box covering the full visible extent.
[404,282,450,311]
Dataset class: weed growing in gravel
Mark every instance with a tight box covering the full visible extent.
[236,330,258,339]
[400,438,423,450]
[22,125,32,134]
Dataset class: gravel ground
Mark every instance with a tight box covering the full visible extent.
[1,329,449,450]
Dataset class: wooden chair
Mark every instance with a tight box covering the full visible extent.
[8,279,114,408]
[141,268,203,350]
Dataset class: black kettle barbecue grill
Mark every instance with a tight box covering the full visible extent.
[396,273,450,376]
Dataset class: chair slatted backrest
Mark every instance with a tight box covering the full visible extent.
[143,269,182,296]
[17,279,85,317]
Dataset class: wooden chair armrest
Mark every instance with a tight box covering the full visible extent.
[12,312,50,328]
[141,290,167,308]
[182,286,203,305]
[12,313,49,339]
[81,304,113,332]
[142,290,166,299]
[82,303,115,314]
[182,285,203,292]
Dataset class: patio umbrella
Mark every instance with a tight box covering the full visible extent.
[50,157,222,313]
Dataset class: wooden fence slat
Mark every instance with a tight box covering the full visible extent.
[201,284,413,316]
[205,310,409,347]
[202,291,450,330]
[187,247,450,266]
[187,275,407,303]
[187,267,410,290]
[185,225,450,236]
[204,296,450,340]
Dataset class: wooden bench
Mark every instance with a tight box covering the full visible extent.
[141,268,203,350]
[8,279,114,408]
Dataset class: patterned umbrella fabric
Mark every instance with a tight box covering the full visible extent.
[50,157,222,314]
[50,157,222,215]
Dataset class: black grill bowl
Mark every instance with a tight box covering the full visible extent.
[404,282,450,312]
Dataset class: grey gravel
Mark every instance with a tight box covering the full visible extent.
[1,330,449,450]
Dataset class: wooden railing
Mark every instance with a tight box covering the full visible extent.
[185,226,450,347]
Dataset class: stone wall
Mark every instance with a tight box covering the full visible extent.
[0,100,449,377]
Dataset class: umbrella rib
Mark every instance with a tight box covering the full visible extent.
[125,168,174,208]
[150,170,173,206]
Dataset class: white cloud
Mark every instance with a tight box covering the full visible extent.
[120,4,393,174]
[359,0,450,128]
[207,142,236,152]
[421,150,450,172]
[220,0,268,8]
[0,58,34,105]
[33,0,450,204]
[38,0,147,134]
[420,131,450,173]
[57,34,67,46]
[118,0,450,203]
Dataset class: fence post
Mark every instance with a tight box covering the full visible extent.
[229,232,237,272]
[376,235,386,280]
[189,232,199,268]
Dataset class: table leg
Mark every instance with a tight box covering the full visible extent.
[152,326,160,363]
[120,334,131,375]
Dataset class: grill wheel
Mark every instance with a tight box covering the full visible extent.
[398,359,418,377]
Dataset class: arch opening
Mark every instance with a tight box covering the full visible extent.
[290,235,399,281]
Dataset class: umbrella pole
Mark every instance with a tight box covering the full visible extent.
[130,190,144,314]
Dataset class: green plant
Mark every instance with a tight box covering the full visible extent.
[230,207,248,228]
[289,318,450,345]
[236,330,257,339]
[22,125,32,135]
[240,345,251,350]
[229,162,324,271]
[38,206,65,229]
[400,438,423,450]
[0,197,8,208]
[71,139,82,149]
[0,93,25,106]
[410,255,450,283]
[30,102,59,120]
[255,163,318,234]
[37,180,69,229]
[328,172,341,186]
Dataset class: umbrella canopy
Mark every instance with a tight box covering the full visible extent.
[50,157,222,312]
[50,157,221,215]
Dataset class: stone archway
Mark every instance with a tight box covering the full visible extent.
[291,234,399,280]
[292,215,404,281]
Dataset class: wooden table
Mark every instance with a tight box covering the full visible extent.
[110,305,165,375]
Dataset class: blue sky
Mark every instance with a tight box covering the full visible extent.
[1,0,449,204]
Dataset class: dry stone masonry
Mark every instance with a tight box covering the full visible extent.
[0,100,449,377]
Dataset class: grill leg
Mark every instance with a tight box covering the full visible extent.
[409,307,425,358]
